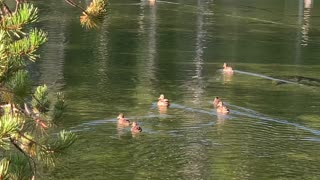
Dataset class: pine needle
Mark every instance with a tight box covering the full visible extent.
[80,0,108,29]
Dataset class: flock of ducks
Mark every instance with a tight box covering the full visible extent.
[117,113,142,133]
[116,94,170,134]
[118,63,233,135]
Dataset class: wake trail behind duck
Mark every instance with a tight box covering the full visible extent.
[234,70,298,85]
[168,103,320,137]
[70,114,170,132]
[229,105,320,136]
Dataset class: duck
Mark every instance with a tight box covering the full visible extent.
[223,63,234,73]
[149,0,156,6]
[131,121,142,133]
[157,94,170,107]
[216,101,230,114]
[117,113,130,126]
[213,97,221,108]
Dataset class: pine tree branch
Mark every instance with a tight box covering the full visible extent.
[64,0,88,15]
[9,137,37,178]
[0,2,12,16]
[1,1,76,178]
[0,3,38,35]
[15,0,27,13]
[18,131,47,151]
[6,28,47,61]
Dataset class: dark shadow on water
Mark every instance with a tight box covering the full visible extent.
[233,70,320,88]
[273,75,320,87]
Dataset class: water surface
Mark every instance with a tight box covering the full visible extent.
[36,0,320,179]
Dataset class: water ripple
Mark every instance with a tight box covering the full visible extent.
[171,102,320,136]
[71,101,320,137]
[234,70,298,85]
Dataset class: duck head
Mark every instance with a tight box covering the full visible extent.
[158,94,165,100]
[223,63,228,68]
[117,113,124,119]
[217,101,224,108]
[213,96,220,103]
[132,121,137,127]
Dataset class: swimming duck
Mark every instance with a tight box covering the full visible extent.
[213,97,221,108]
[131,121,142,133]
[149,0,156,6]
[117,113,130,126]
[223,63,233,73]
[157,94,170,107]
[216,101,230,114]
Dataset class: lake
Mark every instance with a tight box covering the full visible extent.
[36,0,320,179]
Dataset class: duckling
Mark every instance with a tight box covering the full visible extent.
[213,97,221,108]
[117,113,130,126]
[223,63,234,73]
[131,121,142,133]
[157,94,170,107]
[216,101,230,114]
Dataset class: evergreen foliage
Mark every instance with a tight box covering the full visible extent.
[0,3,38,36]
[32,85,50,114]
[65,0,108,29]
[51,92,67,123]
[0,158,10,180]
[0,1,77,179]
[5,69,31,103]
[80,0,108,29]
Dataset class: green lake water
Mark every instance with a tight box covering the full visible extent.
[35,0,320,179]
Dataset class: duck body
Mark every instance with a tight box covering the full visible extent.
[157,94,170,107]
[216,101,230,114]
[157,99,169,107]
[131,121,142,133]
[117,113,130,126]
[216,106,230,114]
[223,63,234,73]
